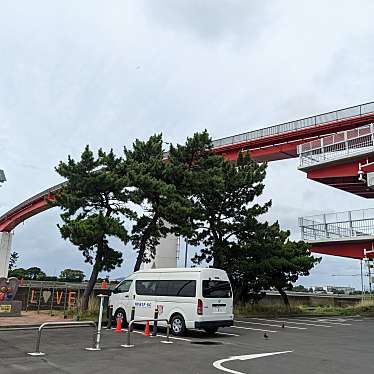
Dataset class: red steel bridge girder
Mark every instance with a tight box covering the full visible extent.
[0,196,54,232]
[305,156,374,198]
[311,241,374,260]
[214,112,374,162]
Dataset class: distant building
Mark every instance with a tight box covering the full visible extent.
[312,286,355,294]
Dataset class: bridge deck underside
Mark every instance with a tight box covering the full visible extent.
[311,238,374,259]
[0,198,51,232]
[303,154,374,198]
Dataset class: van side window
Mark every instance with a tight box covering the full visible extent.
[114,280,132,294]
[202,280,232,298]
[136,280,157,295]
[156,280,196,297]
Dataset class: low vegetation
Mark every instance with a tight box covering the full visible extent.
[235,299,374,317]
[66,295,103,321]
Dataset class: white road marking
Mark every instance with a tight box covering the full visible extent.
[315,319,351,326]
[248,317,332,328]
[216,331,241,337]
[213,351,293,374]
[132,330,192,341]
[235,320,307,330]
[283,317,351,326]
[230,326,278,333]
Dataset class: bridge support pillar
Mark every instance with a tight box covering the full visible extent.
[0,232,12,278]
[144,234,178,270]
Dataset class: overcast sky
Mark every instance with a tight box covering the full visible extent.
[1,0,374,288]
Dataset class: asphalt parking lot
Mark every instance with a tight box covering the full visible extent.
[0,316,373,374]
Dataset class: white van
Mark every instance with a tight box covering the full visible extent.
[109,268,234,336]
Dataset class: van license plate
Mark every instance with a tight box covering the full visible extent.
[213,305,226,313]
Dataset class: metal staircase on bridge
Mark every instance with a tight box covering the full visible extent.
[299,208,374,241]
[298,208,374,259]
[297,124,374,170]
[297,124,374,198]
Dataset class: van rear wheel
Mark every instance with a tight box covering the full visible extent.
[204,327,218,335]
[170,314,186,336]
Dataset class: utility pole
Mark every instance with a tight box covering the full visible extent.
[184,240,188,268]
[0,169,6,185]
[361,259,364,301]
[363,248,374,297]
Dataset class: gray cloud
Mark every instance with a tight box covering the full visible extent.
[1,0,374,288]
[142,0,273,42]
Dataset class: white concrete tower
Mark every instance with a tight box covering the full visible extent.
[143,234,179,270]
[0,232,12,278]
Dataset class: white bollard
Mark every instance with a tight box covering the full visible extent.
[85,294,108,351]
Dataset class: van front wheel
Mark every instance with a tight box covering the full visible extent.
[170,314,186,336]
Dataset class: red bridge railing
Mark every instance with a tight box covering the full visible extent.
[212,101,374,149]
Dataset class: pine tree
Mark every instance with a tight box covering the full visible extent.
[187,149,270,268]
[124,134,188,271]
[54,146,131,310]
[227,221,321,306]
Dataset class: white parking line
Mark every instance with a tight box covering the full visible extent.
[248,318,332,328]
[213,351,293,374]
[230,326,278,333]
[132,330,192,342]
[235,320,307,330]
[216,332,240,337]
[284,318,351,326]
[314,319,351,326]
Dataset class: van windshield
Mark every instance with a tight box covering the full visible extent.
[202,280,232,298]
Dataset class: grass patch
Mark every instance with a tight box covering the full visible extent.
[235,303,303,317]
[307,299,374,317]
[65,295,107,322]
[235,299,374,317]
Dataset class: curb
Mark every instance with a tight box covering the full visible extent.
[0,320,109,330]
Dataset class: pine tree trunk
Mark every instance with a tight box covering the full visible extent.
[81,265,99,311]
[81,243,103,311]
[133,247,144,272]
[277,287,291,311]
[133,213,159,272]
[213,248,224,268]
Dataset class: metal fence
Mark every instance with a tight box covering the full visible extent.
[299,208,374,241]
[297,124,374,168]
[212,101,374,149]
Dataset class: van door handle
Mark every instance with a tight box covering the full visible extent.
[124,295,129,298]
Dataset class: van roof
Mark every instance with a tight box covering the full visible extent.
[134,267,224,274]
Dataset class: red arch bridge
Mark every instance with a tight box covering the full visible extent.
[2,101,374,277]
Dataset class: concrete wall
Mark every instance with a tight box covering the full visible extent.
[258,292,362,307]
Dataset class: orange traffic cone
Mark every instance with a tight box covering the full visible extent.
[143,321,150,337]
[115,318,122,333]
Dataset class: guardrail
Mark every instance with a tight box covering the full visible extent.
[299,208,374,241]
[121,318,172,348]
[27,321,97,356]
[297,124,374,168]
[212,101,374,149]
